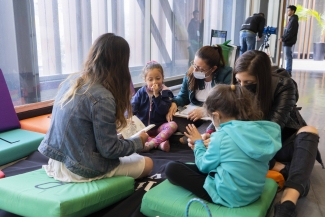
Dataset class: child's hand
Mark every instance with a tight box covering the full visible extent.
[184,124,202,143]
[138,131,149,146]
[151,83,160,97]
[202,133,211,148]
[187,137,195,150]
[187,133,209,149]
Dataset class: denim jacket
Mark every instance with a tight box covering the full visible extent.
[38,79,143,178]
[172,66,232,107]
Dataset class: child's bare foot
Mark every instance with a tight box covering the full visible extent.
[159,140,170,152]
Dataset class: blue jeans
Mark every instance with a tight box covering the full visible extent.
[284,45,295,74]
[239,31,256,55]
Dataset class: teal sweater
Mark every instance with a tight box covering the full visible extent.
[172,66,232,107]
[194,120,281,208]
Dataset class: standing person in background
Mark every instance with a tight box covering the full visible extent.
[188,10,201,67]
[239,13,265,55]
[279,5,299,77]
[199,19,205,44]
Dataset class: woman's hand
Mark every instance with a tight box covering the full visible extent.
[188,107,205,122]
[138,131,149,147]
[166,102,177,122]
[184,124,202,143]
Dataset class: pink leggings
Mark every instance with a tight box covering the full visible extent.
[146,121,178,147]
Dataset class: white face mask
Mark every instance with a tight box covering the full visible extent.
[193,71,207,79]
[211,114,221,131]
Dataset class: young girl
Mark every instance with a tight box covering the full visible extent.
[165,84,281,208]
[38,33,153,182]
[132,61,177,152]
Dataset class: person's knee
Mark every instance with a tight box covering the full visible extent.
[297,126,318,135]
[170,121,178,131]
[145,157,153,171]
[165,161,179,179]
[139,157,153,178]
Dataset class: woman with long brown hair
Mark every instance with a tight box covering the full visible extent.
[38,33,153,182]
[166,45,232,144]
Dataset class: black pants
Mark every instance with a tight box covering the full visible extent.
[271,131,319,195]
[165,161,213,202]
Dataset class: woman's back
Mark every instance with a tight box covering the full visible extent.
[39,79,142,178]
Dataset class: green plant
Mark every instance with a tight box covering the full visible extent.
[295,4,325,42]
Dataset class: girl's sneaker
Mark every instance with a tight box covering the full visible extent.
[159,140,170,152]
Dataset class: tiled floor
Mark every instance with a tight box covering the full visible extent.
[271,61,325,217]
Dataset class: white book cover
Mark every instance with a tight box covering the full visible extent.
[118,115,155,139]
[174,104,210,121]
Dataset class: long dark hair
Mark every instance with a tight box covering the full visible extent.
[232,50,272,119]
[204,84,263,120]
[59,33,132,130]
[187,45,226,92]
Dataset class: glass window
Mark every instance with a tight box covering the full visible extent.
[1,0,257,107]
[150,0,205,80]
[0,0,205,106]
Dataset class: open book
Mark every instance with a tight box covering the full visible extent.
[118,116,155,139]
[174,104,210,121]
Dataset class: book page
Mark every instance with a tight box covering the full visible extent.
[174,104,210,121]
[119,116,155,139]
[131,124,156,138]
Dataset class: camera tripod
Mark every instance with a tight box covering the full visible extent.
[258,33,272,58]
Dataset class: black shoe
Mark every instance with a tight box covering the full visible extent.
[299,179,310,198]
[279,163,290,180]
[274,201,297,217]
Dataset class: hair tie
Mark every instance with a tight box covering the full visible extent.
[231,84,235,91]
[146,60,157,65]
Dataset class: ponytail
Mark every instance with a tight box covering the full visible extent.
[211,45,226,67]
[204,84,263,121]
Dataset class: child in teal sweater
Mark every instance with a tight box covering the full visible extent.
[166,84,281,207]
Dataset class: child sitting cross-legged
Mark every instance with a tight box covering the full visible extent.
[131,61,177,152]
[165,84,281,207]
